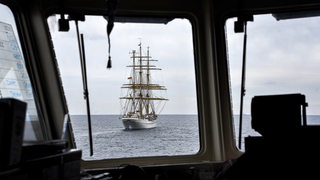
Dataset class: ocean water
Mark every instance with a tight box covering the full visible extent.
[70,115,200,160]
[70,114,320,160]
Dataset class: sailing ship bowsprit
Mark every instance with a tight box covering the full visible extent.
[120,43,168,130]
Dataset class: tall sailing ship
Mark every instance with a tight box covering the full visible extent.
[120,43,168,130]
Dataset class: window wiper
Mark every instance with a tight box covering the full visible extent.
[234,15,253,149]
[71,14,94,156]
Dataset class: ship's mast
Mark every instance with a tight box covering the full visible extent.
[138,43,143,118]
[146,47,150,115]
[132,50,136,114]
[120,43,169,119]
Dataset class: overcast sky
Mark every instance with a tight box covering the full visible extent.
[50,14,320,115]
[2,4,320,116]
[227,15,320,115]
[49,15,197,115]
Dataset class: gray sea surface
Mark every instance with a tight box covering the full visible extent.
[70,114,200,160]
[70,114,320,160]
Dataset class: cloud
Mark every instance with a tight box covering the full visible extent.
[50,16,197,115]
[227,14,320,115]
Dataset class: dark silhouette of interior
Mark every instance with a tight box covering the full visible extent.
[216,93,320,179]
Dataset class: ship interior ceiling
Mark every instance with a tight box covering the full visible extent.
[1,0,320,179]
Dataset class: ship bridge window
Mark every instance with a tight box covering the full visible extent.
[226,13,320,151]
[0,4,44,141]
[48,15,199,160]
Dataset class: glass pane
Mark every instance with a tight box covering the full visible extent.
[227,14,320,150]
[0,4,43,141]
[49,15,199,160]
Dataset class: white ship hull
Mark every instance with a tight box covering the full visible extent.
[122,117,157,130]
